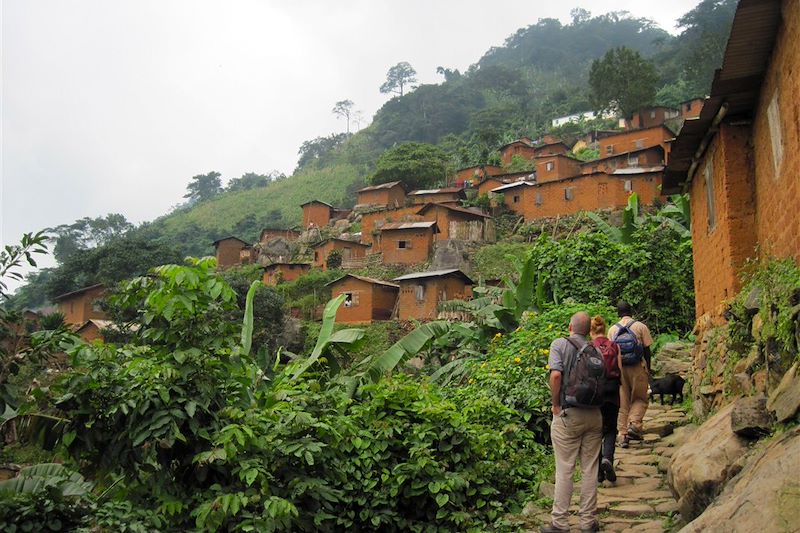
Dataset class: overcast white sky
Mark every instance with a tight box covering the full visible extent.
[1,0,698,273]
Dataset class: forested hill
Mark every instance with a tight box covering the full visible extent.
[12,1,736,308]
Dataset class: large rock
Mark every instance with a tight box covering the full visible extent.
[679,426,800,533]
[767,363,800,423]
[730,395,773,439]
[667,402,749,521]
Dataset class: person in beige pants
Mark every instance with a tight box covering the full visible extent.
[608,301,653,447]
[541,312,602,533]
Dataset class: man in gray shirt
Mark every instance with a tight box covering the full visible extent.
[541,311,602,533]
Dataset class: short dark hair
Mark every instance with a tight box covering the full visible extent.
[616,300,633,317]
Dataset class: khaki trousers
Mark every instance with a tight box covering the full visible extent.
[550,407,602,530]
[617,360,650,436]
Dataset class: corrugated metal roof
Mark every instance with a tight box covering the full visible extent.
[325,274,399,289]
[53,283,105,302]
[611,166,665,175]
[212,236,249,246]
[416,203,490,218]
[408,187,463,195]
[380,221,438,231]
[393,269,474,283]
[300,199,333,208]
[357,181,404,193]
[663,0,782,194]
[490,181,536,193]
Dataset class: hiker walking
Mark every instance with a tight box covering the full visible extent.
[608,301,653,448]
[541,311,605,533]
[590,315,621,482]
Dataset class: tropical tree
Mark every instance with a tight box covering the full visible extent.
[368,141,450,190]
[332,99,355,134]
[226,172,278,193]
[184,171,223,203]
[589,47,658,119]
[49,214,133,263]
[379,62,417,97]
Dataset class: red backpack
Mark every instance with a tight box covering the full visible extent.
[593,337,621,381]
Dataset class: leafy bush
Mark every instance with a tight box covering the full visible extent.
[448,303,615,440]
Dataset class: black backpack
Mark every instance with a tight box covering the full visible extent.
[612,320,644,366]
[561,338,607,408]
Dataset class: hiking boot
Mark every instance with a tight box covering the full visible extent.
[627,426,644,440]
[540,524,569,533]
[601,458,617,483]
[620,436,630,449]
[580,522,600,533]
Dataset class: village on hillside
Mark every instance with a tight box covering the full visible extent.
[54,99,705,338]
[3,1,799,531]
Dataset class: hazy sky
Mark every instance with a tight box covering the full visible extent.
[1,0,698,265]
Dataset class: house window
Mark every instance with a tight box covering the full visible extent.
[314,251,319,261]
[513,195,520,203]
[535,192,543,206]
[415,284,425,302]
[605,145,613,155]
[545,161,554,171]
[398,240,411,249]
[685,102,692,112]
[627,155,640,167]
[704,161,716,231]
[624,180,633,192]
[598,183,608,194]
[344,292,354,307]
[634,139,644,149]
[564,187,574,201]
[767,90,783,177]
[650,110,656,118]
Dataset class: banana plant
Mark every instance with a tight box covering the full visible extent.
[291,294,365,379]
[586,192,643,244]
[0,463,92,497]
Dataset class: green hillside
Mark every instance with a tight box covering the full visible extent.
[154,162,365,255]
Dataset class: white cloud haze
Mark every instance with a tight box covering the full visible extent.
[2,0,698,266]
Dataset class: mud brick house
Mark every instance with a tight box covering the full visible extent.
[475,171,534,197]
[53,284,107,326]
[312,238,370,270]
[453,165,504,187]
[213,236,249,269]
[416,203,494,242]
[375,221,438,265]
[300,201,349,228]
[627,106,681,129]
[74,319,114,342]
[534,154,582,183]
[598,125,674,159]
[499,138,536,165]
[492,170,661,220]
[664,0,799,320]
[679,98,705,120]
[356,181,407,209]
[359,206,424,245]
[581,146,666,175]
[326,274,399,324]
[533,139,570,157]
[239,245,256,265]
[407,187,466,205]
[262,262,311,285]
[259,228,300,243]
[393,269,473,321]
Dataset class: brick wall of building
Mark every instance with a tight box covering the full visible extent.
[215,239,246,269]
[534,142,569,157]
[360,206,423,245]
[499,172,662,220]
[312,240,368,269]
[357,185,406,208]
[302,202,333,228]
[453,165,504,186]
[377,228,434,265]
[262,264,310,285]
[690,125,757,318]
[408,191,463,205]
[598,126,672,158]
[57,286,107,325]
[330,277,398,323]
[535,155,582,183]
[500,142,536,165]
[397,277,471,320]
[751,0,800,262]
[582,147,665,175]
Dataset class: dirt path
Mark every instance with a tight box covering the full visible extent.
[519,344,694,532]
